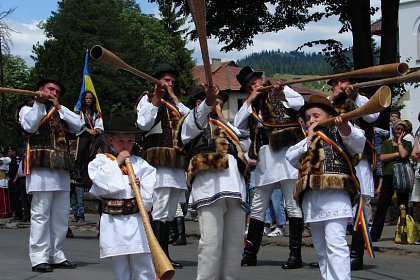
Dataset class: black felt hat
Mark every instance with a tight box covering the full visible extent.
[152,63,179,79]
[236,66,263,92]
[188,85,206,108]
[37,76,66,95]
[217,90,229,103]
[299,95,338,117]
[106,112,139,134]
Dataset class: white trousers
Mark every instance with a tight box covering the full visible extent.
[251,180,302,221]
[29,191,70,266]
[152,187,184,222]
[111,253,155,280]
[196,198,245,280]
[310,218,351,280]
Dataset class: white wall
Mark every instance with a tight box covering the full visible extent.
[398,0,420,133]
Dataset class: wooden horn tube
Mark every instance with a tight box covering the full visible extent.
[0,87,40,97]
[350,70,420,89]
[124,158,175,280]
[89,45,160,85]
[188,0,213,85]
[258,62,409,92]
[319,85,392,127]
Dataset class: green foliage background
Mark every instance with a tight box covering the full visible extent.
[1,0,195,149]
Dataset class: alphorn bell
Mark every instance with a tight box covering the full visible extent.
[258,63,409,92]
[89,45,160,85]
[319,85,392,127]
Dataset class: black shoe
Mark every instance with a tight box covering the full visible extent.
[309,261,319,268]
[350,229,364,271]
[350,258,363,271]
[66,228,74,238]
[51,260,76,269]
[241,218,265,266]
[282,217,303,269]
[32,263,53,273]
[241,253,257,266]
[282,256,303,269]
[171,260,183,269]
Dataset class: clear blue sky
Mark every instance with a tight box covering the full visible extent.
[2,0,157,22]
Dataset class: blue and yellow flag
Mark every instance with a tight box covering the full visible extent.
[75,50,101,114]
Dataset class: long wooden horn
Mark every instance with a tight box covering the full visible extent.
[0,87,40,97]
[124,158,175,280]
[258,63,409,92]
[319,85,392,127]
[188,0,213,85]
[89,45,160,85]
[349,70,420,89]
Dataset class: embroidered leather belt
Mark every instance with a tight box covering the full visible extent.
[102,198,139,215]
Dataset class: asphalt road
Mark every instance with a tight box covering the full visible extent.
[0,227,419,280]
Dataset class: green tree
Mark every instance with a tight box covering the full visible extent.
[0,54,32,147]
[158,3,195,100]
[31,0,189,120]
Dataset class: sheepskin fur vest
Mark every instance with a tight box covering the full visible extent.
[141,98,186,169]
[27,109,72,171]
[294,126,357,202]
[332,94,374,166]
[182,114,248,189]
[248,90,304,159]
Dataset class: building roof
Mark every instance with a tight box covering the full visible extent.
[371,19,381,36]
[192,60,242,90]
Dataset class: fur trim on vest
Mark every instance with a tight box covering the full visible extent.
[294,134,357,202]
[248,90,304,159]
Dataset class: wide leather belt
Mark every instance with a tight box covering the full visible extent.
[102,198,139,215]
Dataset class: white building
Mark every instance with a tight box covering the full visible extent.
[398,0,420,132]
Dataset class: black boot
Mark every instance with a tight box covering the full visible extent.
[241,218,265,266]
[173,217,186,246]
[168,219,178,244]
[350,229,364,271]
[282,217,303,269]
[153,220,183,269]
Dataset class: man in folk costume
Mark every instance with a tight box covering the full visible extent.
[178,84,249,280]
[19,77,81,273]
[234,66,306,269]
[328,67,379,271]
[136,63,189,268]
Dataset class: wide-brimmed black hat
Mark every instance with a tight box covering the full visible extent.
[299,95,338,117]
[37,76,66,95]
[327,66,354,86]
[188,85,206,108]
[152,63,179,79]
[106,112,139,134]
[236,66,263,92]
[217,90,229,103]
